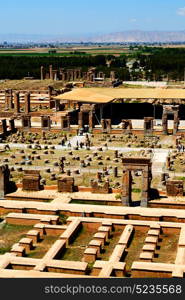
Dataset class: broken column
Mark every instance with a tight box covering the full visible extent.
[0,165,10,198]
[114,150,118,159]
[59,157,65,174]
[113,167,118,178]
[110,71,116,81]
[58,176,75,193]
[97,172,102,182]
[166,180,184,197]
[122,120,132,132]
[22,170,41,191]
[101,119,112,133]
[166,156,171,170]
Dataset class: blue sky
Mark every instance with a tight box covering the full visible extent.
[1,0,185,35]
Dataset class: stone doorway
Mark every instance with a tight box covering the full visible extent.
[78,104,95,133]
[121,158,152,207]
[162,105,179,135]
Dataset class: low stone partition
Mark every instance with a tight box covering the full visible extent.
[131,262,173,278]
[0,255,88,276]
[33,223,67,236]
[83,248,98,263]
[0,269,90,278]
[0,254,14,269]
[19,238,33,252]
[67,216,182,235]
[101,221,113,233]
[139,251,154,262]
[139,227,160,262]
[0,200,58,216]
[91,180,110,194]
[109,245,126,262]
[60,219,82,246]
[42,239,66,260]
[178,227,185,248]
[57,203,185,224]
[88,239,104,255]
[97,226,111,241]
[10,244,25,257]
[6,213,59,225]
[44,260,88,275]
[2,256,39,271]
[118,225,134,247]
[175,248,185,265]
[93,260,126,277]
[0,216,185,278]
[92,232,107,246]
[2,200,185,225]
[26,230,40,243]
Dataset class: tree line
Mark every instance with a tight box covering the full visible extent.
[0,55,130,81]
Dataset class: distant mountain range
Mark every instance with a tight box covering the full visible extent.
[90,30,185,43]
[2,31,185,43]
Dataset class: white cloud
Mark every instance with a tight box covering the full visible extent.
[129,18,137,23]
[177,7,185,16]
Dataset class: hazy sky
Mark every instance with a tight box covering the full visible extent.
[1,0,185,35]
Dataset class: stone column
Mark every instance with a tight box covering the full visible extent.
[9,118,15,133]
[121,169,132,206]
[22,115,31,130]
[162,113,168,135]
[101,119,106,132]
[106,119,112,133]
[5,90,9,110]
[14,92,20,114]
[141,167,150,207]
[110,71,116,81]
[0,165,10,198]
[114,150,118,159]
[78,111,83,128]
[41,66,44,80]
[173,111,179,135]
[166,156,171,169]
[61,72,65,81]
[48,86,53,101]
[74,70,77,81]
[8,89,13,109]
[114,167,118,178]
[89,111,94,132]
[61,116,70,131]
[41,116,51,130]
[1,119,7,135]
[144,117,154,134]
[24,92,31,114]
[49,65,53,80]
